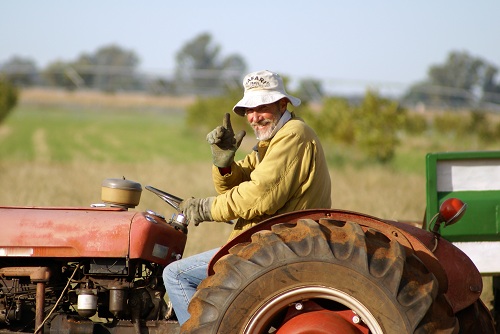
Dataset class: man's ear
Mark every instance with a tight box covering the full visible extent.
[279,98,288,112]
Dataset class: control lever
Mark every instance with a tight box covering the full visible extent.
[145,185,188,229]
[145,185,233,226]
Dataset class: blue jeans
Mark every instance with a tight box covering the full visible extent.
[163,248,219,325]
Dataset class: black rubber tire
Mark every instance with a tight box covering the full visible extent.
[455,299,496,333]
[181,219,458,334]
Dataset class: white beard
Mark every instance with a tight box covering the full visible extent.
[252,116,279,140]
[254,124,275,140]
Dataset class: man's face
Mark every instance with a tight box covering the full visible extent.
[245,101,284,140]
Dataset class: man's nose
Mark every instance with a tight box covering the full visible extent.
[246,110,259,121]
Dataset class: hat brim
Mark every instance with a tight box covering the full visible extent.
[233,91,301,116]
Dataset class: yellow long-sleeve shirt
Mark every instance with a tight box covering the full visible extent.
[210,116,332,240]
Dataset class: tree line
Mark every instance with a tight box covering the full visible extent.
[0,33,246,96]
[1,32,499,110]
[403,51,500,109]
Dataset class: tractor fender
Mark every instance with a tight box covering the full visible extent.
[391,219,482,314]
[209,209,482,314]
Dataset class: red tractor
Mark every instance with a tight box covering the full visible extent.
[0,176,494,333]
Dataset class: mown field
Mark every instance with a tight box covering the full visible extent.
[0,89,496,258]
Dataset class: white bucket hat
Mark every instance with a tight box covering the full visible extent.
[233,70,301,116]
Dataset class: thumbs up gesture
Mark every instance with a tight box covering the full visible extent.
[206,113,246,168]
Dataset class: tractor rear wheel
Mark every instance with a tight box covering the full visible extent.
[182,219,458,333]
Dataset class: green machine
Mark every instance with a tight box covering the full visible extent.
[426,150,500,275]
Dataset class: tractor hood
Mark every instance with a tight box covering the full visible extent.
[0,206,186,266]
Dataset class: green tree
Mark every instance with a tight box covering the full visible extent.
[482,65,500,104]
[175,32,247,94]
[70,52,94,88]
[302,91,405,163]
[90,44,140,92]
[403,51,500,108]
[42,60,74,89]
[429,51,483,90]
[355,91,406,162]
[0,76,18,124]
[186,88,250,132]
[303,96,354,144]
[295,78,324,104]
[42,44,140,91]
[0,56,38,86]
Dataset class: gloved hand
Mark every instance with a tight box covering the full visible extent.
[179,197,214,226]
[206,113,246,168]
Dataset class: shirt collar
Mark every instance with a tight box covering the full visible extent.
[269,110,292,139]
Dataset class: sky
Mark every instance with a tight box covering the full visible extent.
[1,1,499,95]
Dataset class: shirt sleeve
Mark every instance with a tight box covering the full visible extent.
[211,150,257,194]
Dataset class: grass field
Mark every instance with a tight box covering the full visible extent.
[0,88,494,257]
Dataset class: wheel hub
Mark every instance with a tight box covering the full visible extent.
[276,310,364,334]
[243,286,381,334]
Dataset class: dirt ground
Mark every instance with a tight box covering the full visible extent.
[19,87,196,109]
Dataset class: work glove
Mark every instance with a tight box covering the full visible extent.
[206,113,246,168]
[179,197,214,226]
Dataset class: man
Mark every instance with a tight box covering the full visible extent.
[163,70,331,325]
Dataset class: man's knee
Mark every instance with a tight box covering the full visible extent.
[163,260,180,284]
